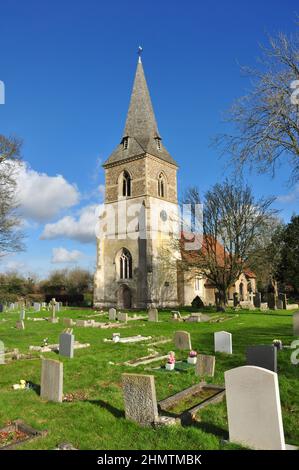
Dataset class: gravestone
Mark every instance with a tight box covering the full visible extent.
[59,332,74,358]
[278,293,287,310]
[246,345,277,373]
[16,320,25,330]
[63,318,73,327]
[260,302,268,311]
[148,308,158,322]
[253,292,261,308]
[293,312,299,336]
[0,304,3,313]
[76,320,87,327]
[267,293,277,310]
[40,358,63,403]
[195,354,215,377]
[0,340,4,364]
[122,373,158,426]
[20,309,26,321]
[214,331,232,354]
[118,312,128,323]
[174,331,192,350]
[108,308,117,321]
[34,303,41,312]
[225,366,285,450]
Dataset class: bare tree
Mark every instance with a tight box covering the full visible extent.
[180,180,275,309]
[215,30,299,183]
[0,135,24,257]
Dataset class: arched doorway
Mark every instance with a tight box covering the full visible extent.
[117,284,132,309]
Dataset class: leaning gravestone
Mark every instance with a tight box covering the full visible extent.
[174,331,192,350]
[293,312,299,336]
[214,331,232,354]
[148,308,158,322]
[195,354,215,377]
[59,332,74,358]
[122,373,158,426]
[246,345,277,373]
[118,312,128,323]
[225,366,286,450]
[108,308,117,321]
[40,358,63,403]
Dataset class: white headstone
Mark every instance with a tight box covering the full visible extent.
[225,366,285,450]
[109,308,117,321]
[214,331,232,354]
[293,311,299,336]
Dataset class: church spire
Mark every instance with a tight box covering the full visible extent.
[103,53,177,167]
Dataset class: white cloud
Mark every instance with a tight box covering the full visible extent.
[277,184,299,203]
[41,204,100,243]
[15,162,80,222]
[51,247,84,264]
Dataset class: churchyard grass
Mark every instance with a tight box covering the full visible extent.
[0,307,298,449]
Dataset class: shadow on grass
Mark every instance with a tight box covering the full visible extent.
[27,382,41,395]
[188,420,228,440]
[85,399,125,418]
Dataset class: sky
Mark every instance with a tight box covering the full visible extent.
[0,0,298,278]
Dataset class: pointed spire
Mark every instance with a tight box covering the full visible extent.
[123,57,160,142]
[103,54,177,167]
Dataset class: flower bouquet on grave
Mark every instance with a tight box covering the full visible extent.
[165,351,176,371]
[187,350,197,365]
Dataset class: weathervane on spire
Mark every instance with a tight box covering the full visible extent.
[138,46,143,62]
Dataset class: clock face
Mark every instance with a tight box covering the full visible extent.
[160,210,168,222]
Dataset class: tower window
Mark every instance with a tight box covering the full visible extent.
[120,249,132,279]
[195,276,201,291]
[122,171,131,197]
[156,138,161,150]
[158,173,165,198]
[123,137,129,150]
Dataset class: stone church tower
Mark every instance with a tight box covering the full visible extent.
[94,56,179,309]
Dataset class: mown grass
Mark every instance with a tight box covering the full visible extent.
[0,306,298,450]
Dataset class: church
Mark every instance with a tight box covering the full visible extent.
[93,56,256,309]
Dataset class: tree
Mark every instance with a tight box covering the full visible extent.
[181,181,275,309]
[276,215,299,293]
[0,135,24,257]
[247,216,285,291]
[216,30,299,183]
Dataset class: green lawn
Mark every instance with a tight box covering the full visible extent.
[0,306,298,450]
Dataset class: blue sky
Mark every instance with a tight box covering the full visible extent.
[0,0,298,277]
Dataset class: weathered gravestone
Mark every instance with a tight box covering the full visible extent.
[76,319,87,327]
[108,308,117,321]
[246,345,277,373]
[118,312,128,323]
[214,331,232,354]
[225,366,285,450]
[253,292,261,308]
[49,298,59,323]
[16,320,25,330]
[174,331,192,350]
[63,318,73,327]
[122,373,158,426]
[59,331,74,358]
[293,312,299,336]
[40,358,63,403]
[195,354,215,377]
[34,303,41,312]
[148,308,158,322]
